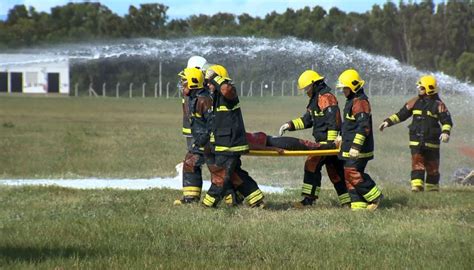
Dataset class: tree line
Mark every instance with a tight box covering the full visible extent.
[0,1,472,82]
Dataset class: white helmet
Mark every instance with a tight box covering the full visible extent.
[187,56,207,70]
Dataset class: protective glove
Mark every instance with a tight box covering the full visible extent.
[349,148,360,158]
[439,133,450,143]
[379,121,389,132]
[279,123,290,136]
[335,135,342,148]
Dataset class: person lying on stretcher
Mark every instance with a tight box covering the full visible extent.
[246,132,339,154]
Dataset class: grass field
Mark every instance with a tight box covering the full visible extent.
[1,95,473,269]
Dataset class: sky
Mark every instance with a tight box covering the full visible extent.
[0,0,447,20]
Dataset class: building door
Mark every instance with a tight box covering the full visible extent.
[47,73,60,93]
[0,72,7,92]
[10,72,23,93]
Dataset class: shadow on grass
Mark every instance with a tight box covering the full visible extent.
[262,201,294,211]
[0,245,100,263]
[379,195,409,209]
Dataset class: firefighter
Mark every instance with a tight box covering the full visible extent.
[202,65,265,208]
[279,70,349,208]
[336,69,383,210]
[379,75,453,192]
[174,56,208,205]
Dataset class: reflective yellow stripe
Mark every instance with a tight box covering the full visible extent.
[353,133,366,145]
[345,113,355,120]
[327,130,338,141]
[224,194,233,205]
[214,145,249,152]
[314,111,324,116]
[192,112,202,118]
[425,143,440,149]
[411,141,440,149]
[302,183,313,194]
[412,110,422,115]
[213,76,226,85]
[411,179,424,187]
[342,151,373,158]
[425,183,439,191]
[182,98,185,104]
[363,186,382,202]
[183,186,201,196]
[389,114,400,123]
[351,201,368,210]
[247,189,264,205]
[292,118,305,130]
[338,193,351,205]
[442,124,451,132]
[182,128,191,134]
[216,104,241,112]
[203,194,216,207]
[426,111,438,118]
[210,133,215,143]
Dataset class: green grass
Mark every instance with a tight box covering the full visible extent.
[0,95,472,187]
[0,95,473,269]
[0,186,473,269]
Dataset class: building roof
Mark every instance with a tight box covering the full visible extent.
[0,54,69,66]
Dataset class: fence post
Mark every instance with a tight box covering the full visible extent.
[249,81,253,97]
[74,83,78,97]
[142,83,146,98]
[240,81,244,97]
[116,83,120,98]
[159,62,162,98]
[88,83,98,97]
[129,83,133,98]
[166,82,170,99]
[281,80,286,96]
[154,82,158,98]
[260,81,264,97]
[102,83,106,97]
[271,81,274,97]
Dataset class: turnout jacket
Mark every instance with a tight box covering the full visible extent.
[286,83,341,145]
[339,89,374,160]
[209,76,249,155]
[188,88,213,154]
[384,94,453,149]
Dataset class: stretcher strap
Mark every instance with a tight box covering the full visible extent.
[246,149,340,157]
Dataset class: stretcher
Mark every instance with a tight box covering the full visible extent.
[247,149,340,157]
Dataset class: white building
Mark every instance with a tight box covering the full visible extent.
[0,54,69,94]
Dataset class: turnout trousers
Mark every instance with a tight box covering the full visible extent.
[302,155,350,205]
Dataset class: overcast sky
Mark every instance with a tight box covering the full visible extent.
[1,0,447,19]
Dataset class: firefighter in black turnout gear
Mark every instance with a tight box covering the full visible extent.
[379,75,453,192]
[336,69,383,211]
[279,70,349,207]
[202,65,265,208]
[174,56,209,205]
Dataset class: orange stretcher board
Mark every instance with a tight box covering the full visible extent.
[246,149,340,157]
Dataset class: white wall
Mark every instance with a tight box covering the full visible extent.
[0,58,69,94]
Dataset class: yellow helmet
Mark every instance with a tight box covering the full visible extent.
[205,64,230,80]
[417,75,437,95]
[297,70,324,90]
[181,67,204,89]
[336,69,365,93]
